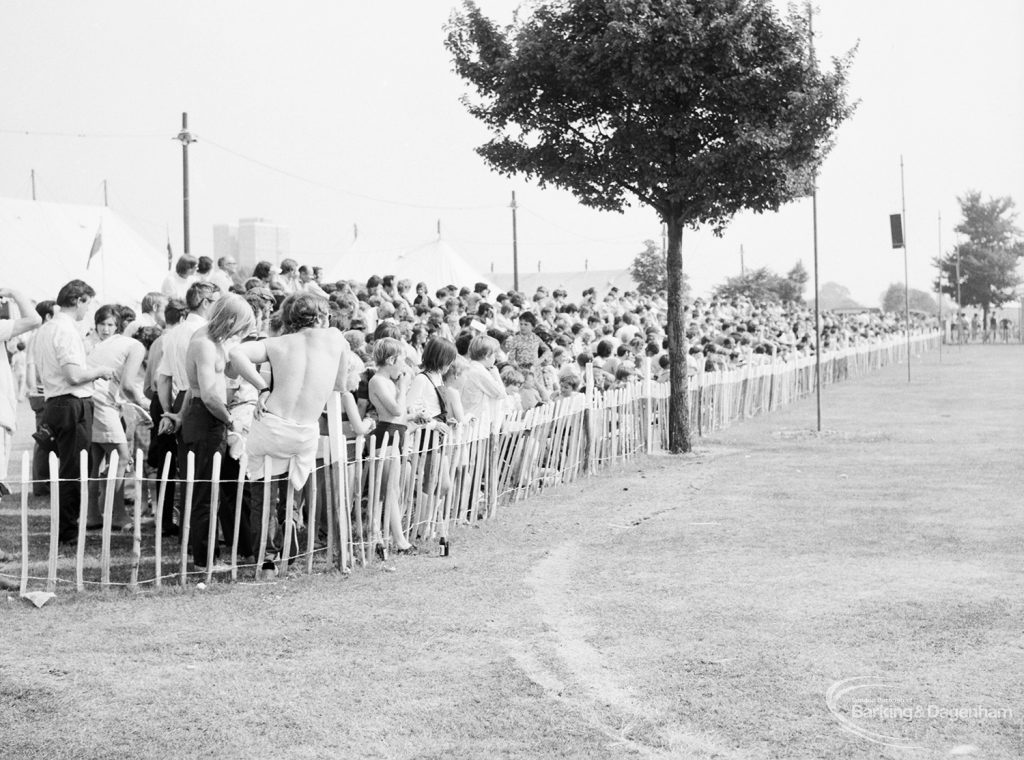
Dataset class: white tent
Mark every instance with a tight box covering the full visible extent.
[0,197,168,306]
[323,235,495,292]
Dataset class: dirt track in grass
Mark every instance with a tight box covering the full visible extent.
[2,344,1022,759]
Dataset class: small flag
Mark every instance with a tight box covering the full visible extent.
[86,223,102,268]
[166,236,173,269]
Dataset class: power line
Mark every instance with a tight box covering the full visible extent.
[519,206,650,245]
[201,136,503,212]
[0,127,164,140]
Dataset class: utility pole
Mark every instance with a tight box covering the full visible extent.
[174,112,197,256]
[510,190,519,292]
[740,244,746,276]
[30,169,36,201]
[808,2,822,432]
[900,155,911,382]
[103,179,108,207]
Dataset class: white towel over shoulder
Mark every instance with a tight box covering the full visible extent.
[245,411,320,491]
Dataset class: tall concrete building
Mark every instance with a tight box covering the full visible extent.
[214,217,289,276]
[212,224,239,264]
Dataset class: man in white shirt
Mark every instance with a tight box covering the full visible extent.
[134,292,167,330]
[206,256,238,295]
[35,280,112,544]
[157,282,220,426]
[161,255,199,300]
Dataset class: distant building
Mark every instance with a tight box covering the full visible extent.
[215,218,289,276]
[212,224,238,264]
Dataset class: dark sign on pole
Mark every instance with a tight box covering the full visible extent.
[889,213,905,249]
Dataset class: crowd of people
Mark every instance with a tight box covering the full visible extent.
[0,252,934,569]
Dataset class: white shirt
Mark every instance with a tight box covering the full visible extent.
[34,312,92,400]
[460,361,507,422]
[206,269,235,295]
[156,312,206,397]
[408,373,444,419]
[161,272,194,300]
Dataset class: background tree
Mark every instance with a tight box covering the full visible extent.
[779,260,809,303]
[934,192,1024,325]
[630,239,689,297]
[714,260,808,303]
[811,282,863,311]
[446,0,854,452]
[880,283,937,314]
[714,267,784,303]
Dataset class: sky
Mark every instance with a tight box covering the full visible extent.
[1,0,1022,306]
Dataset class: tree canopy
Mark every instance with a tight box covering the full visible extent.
[713,261,808,304]
[446,0,855,451]
[934,192,1024,321]
[629,239,689,296]
[880,283,937,314]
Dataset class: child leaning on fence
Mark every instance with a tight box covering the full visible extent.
[367,337,418,554]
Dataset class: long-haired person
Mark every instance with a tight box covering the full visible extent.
[230,293,353,573]
[407,338,461,536]
[86,304,149,531]
[181,295,255,570]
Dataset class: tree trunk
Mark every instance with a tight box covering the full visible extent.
[665,214,691,453]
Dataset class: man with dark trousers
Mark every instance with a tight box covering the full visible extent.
[34,280,111,544]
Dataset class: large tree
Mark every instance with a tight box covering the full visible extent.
[714,261,808,303]
[446,0,854,452]
[630,239,689,296]
[880,282,937,314]
[934,192,1024,325]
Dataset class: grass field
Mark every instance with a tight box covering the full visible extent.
[1,344,1022,759]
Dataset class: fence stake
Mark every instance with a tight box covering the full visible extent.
[130,451,143,590]
[306,461,318,575]
[205,451,222,584]
[47,452,59,593]
[19,452,29,596]
[75,449,88,591]
[319,439,336,568]
[230,453,246,581]
[256,455,272,578]
[280,476,295,573]
[353,436,365,567]
[180,451,195,585]
[100,448,118,590]
[153,451,172,588]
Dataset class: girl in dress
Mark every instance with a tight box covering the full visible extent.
[86,305,149,530]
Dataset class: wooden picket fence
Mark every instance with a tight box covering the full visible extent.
[7,331,939,595]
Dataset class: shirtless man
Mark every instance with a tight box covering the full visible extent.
[181,295,254,569]
[228,293,350,568]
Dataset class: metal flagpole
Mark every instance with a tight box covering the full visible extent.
[900,156,910,382]
[937,211,942,362]
[809,2,822,431]
[510,190,519,292]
